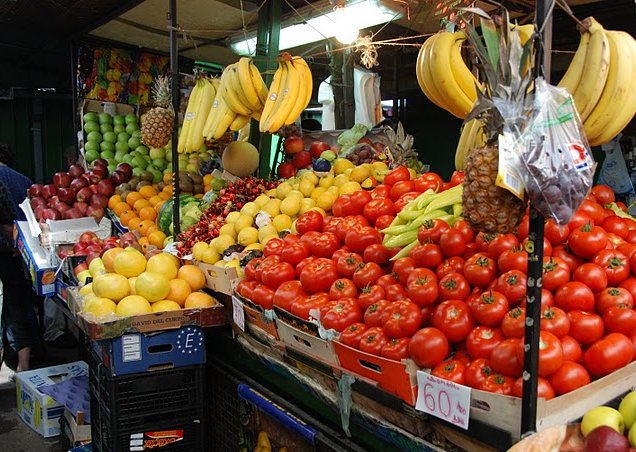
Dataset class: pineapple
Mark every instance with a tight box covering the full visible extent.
[141,75,174,148]
[380,122,419,169]
[461,11,532,234]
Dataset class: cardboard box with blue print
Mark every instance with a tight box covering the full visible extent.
[14,220,57,296]
[15,361,88,438]
[91,326,206,376]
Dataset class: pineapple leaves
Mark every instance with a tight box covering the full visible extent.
[480,18,500,76]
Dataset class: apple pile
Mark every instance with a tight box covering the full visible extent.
[62,231,141,266]
[579,391,636,451]
[277,137,332,179]
[28,159,132,222]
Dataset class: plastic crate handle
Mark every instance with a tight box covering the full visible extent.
[237,384,317,443]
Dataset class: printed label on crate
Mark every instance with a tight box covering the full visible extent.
[122,334,142,362]
[129,430,184,450]
[232,296,245,331]
[415,371,471,430]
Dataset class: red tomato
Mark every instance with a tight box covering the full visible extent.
[332,195,355,218]
[410,243,444,269]
[481,374,514,395]
[488,234,520,260]
[568,223,608,259]
[415,172,444,192]
[363,244,390,264]
[359,327,389,356]
[466,326,505,359]
[309,232,340,258]
[261,262,295,289]
[376,273,401,290]
[381,338,411,361]
[295,256,318,279]
[406,271,439,307]
[300,258,339,293]
[471,290,509,327]
[591,185,615,205]
[552,245,582,273]
[349,190,372,213]
[339,323,368,349]
[464,358,492,388]
[548,361,590,395]
[381,300,423,338]
[603,305,636,335]
[358,285,385,310]
[560,335,583,362]
[383,166,410,187]
[512,377,555,400]
[392,257,417,285]
[498,247,528,274]
[490,338,523,377]
[618,243,636,259]
[568,211,593,230]
[290,292,330,320]
[555,282,594,312]
[497,270,527,306]
[567,310,605,345]
[540,307,570,338]
[502,307,526,338]
[593,249,631,286]
[394,192,420,212]
[263,238,286,257]
[432,299,475,343]
[475,232,497,252]
[516,215,530,241]
[236,280,258,299]
[619,277,636,301]
[336,252,364,278]
[578,199,606,224]
[436,256,465,279]
[584,333,634,377]
[385,284,408,301]
[542,257,571,292]
[363,198,396,224]
[244,257,264,281]
[516,331,564,377]
[544,220,570,245]
[345,226,381,254]
[335,216,369,242]
[300,230,321,247]
[280,242,310,266]
[364,300,392,327]
[417,219,450,244]
[371,185,391,199]
[389,180,415,202]
[328,278,358,300]
[631,332,636,360]
[322,216,342,235]
[572,263,608,293]
[432,359,466,385]
[409,327,450,368]
[453,220,475,243]
[464,253,498,288]
[273,281,306,311]
[353,262,384,288]
[252,284,275,309]
[602,216,629,239]
[439,229,467,257]
[374,214,395,231]
[296,210,324,235]
[438,272,470,301]
[321,300,363,332]
[596,287,633,315]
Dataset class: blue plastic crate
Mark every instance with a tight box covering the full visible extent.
[92,326,205,376]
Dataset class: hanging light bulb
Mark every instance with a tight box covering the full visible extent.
[333,5,359,45]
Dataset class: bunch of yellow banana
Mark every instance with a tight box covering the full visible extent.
[259,54,313,133]
[558,17,636,146]
[178,77,218,153]
[416,25,534,119]
[454,118,487,171]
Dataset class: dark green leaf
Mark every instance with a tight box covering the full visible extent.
[480,17,500,72]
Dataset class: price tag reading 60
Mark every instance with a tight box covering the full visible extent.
[415,371,471,429]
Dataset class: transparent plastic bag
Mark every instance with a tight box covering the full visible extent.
[517,78,596,224]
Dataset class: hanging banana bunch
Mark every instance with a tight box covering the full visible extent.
[177,77,217,153]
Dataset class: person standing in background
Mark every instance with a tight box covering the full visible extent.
[0,144,32,221]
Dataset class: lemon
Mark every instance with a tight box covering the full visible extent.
[79,283,93,297]
[310,187,327,202]
[152,300,182,312]
[234,214,254,232]
[83,297,117,318]
[333,158,354,174]
[258,224,278,242]
[266,188,277,197]
[338,181,361,195]
[276,182,293,199]
[301,172,319,185]
[191,242,209,261]
[292,183,300,190]
[350,166,371,183]
[254,194,271,208]
[361,163,374,172]
[225,211,241,224]
[237,227,259,246]
[327,186,340,196]
[316,191,337,211]
[262,199,281,217]
[299,178,315,197]
[272,214,292,232]
[318,174,334,188]
[146,253,178,280]
[244,243,263,251]
[93,273,130,302]
[213,234,236,254]
[116,295,152,317]
[201,247,221,264]
[114,250,147,277]
[299,198,317,214]
[280,196,301,216]
[135,271,171,302]
[240,202,259,217]
[128,277,138,295]
[219,223,237,239]
[260,234,278,245]
[333,174,350,187]
[361,177,377,189]
[372,161,388,172]
[286,190,304,200]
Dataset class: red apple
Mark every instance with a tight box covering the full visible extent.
[41,208,61,221]
[277,162,297,179]
[89,166,107,183]
[79,232,98,245]
[283,136,305,154]
[584,426,629,452]
[292,151,312,169]
[73,202,89,215]
[64,208,83,219]
[100,242,119,255]
[93,159,108,168]
[33,206,45,221]
[85,251,101,265]
[90,193,109,209]
[41,184,58,200]
[58,249,72,259]
[57,187,76,204]
[53,201,71,214]
[76,187,93,203]
[84,243,102,254]
[73,262,88,275]
[28,184,44,198]
[104,236,120,246]
[53,172,71,188]
[73,242,87,254]
[86,206,105,222]
[90,184,98,194]
[309,141,331,158]
[116,163,133,179]
[122,240,142,252]
[31,197,47,210]
[110,170,126,186]
[70,178,89,191]
[68,164,85,178]
[96,179,114,197]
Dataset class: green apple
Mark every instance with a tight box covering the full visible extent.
[143,155,151,164]
[85,149,99,163]
[629,423,636,447]
[152,158,166,170]
[581,406,625,437]
[117,132,131,143]
[84,121,99,133]
[85,141,100,153]
[146,164,157,174]
[125,113,138,125]
[620,391,636,430]
[115,141,129,154]
[131,156,147,170]
[100,141,114,153]
[131,130,141,138]
[149,147,165,160]
[98,112,112,124]
[165,163,172,173]
[83,112,97,123]
[165,151,172,162]
[128,137,141,149]
[114,151,126,163]
[126,123,139,135]
[87,131,102,143]
[113,115,125,126]
[132,166,143,177]
[122,154,134,165]
[151,169,163,184]
[100,150,114,160]
[113,124,125,134]
[100,123,113,134]
[136,145,149,156]
[103,131,117,143]
[186,163,198,173]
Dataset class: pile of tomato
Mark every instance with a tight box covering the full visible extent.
[236,177,636,399]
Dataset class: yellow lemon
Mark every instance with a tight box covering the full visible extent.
[244,243,263,251]
[272,214,292,232]
[201,247,221,265]
[254,194,271,208]
[146,253,178,280]
[240,202,259,217]
[339,181,362,195]
[260,234,278,245]
[219,223,237,239]
[93,273,130,302]
[310,187,327,202]
[128,277,138,295]
[225,211,241,224]
[372,161,389,172]
[116,295,152,317]
[333,158,354,174]
[233,214,254,232]
[276,182,293,199]
[318,174,334,188]
[237,227,259,246]
[333,174,350,187]
[83,297,117,318]
[302,171,319,185]
[316,192,337,211]
[79,283,93,297]
[258,224,278,242]
[309,207,327,217]
[113,249,147,277]
[299,198,317,215]
[261,199,281,217]
[266,188,277,197]
[280,196,301,217]
[135,271,171,302]
[191,242,209,261]
[152,300,182,312]
[299,178,315,197]
[350,166,371,183]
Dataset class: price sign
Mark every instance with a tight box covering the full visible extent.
[232,296,245,331]
[415,371,471,429]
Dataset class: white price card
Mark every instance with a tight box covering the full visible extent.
[415,371,471,429]
[232,296,245,331]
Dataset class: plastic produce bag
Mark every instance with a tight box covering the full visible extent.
[597,135,634,195]
[516,78,596,224]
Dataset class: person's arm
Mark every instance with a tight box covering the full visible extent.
[0,182,16,248]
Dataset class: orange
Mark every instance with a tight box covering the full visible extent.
[102,247,124,273]
[145,224,158,236]
[138,237,150,253]
[148,195,162,206]
[154,200,165,214]
[125,191,143,206]
[133,198,151,212]
[138,220,155,236]
[139,206,157,221]
[139,185,158,199]
[163,172,173,184]
[177,265,206,291]
[203,174,213,185]
[184,291,216,309]
[148,230,166,248]
[113,201,130,217]
[163,185,174,195]
[108,195,122,210]
[165,278,191,307]
[158,191,171,200]
[127,217,142,232]
[120,210,138,227]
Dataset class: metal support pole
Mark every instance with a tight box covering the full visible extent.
[330,41,345,129]
[69,40,79,156]
[342,48,355,129]
[393,50,399,122]
[169,0,181,237]
[521,0,552,437]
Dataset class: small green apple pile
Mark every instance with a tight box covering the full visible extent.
[579,391,636,452]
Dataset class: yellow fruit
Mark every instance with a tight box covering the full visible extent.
[166,278,192,307]
[276,182,293,199]
[299,178,315,197]
[146,253,178,280]
[286,190,304,200]
[310,187,327,202]
[302,171,319,185]
[258,225,278,242]
[191,242,209,261]
[333,174,350,187]
[339,181,362,196]
[244,243,263,251]
[254,194,271,208]
[237,226,259,246]
[83,292,96,302]
[102,247,124,273]
[79,283,93,297]
[219,223,237,239]
[77,270,92,285]
[178,265,207,291]
[260,234,278,245]
[240,202,259,217]
[292,183,300,190]
[361,177,377,189]
[299,198,317,214]
[152,300,182,312]
[201,247,221,265]
[280,196,301,217]
[350,166,371,183]
[372,161,388,172]
[213,234,236,254]
[93,273,130,302]
[114,249,147,277]
[184,291,216,309]
[234,214,254,232]
[83,297,117,318]
[128,277,138,295]
[222,141,259,177]
[316,191,337,210]
[135,271,170,302]
[333,158,354,174]
[318,174,334,188]
[225,211,241,224]
[116,295,152,317]
[272,214,292,232]
[309,207,327,217]
[266,188,277,197]
[327,186,340,196]
[261,199,281,217]
[408,168,417,179]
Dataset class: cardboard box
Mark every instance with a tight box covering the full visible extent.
[275,315,339,368]
[235,294,279,340]
[91,326,206,375]
[333,341,418,405]
[63,409,91,444]
[14,221,57,296]
[15,361,88,437]
[196,261,242,295]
